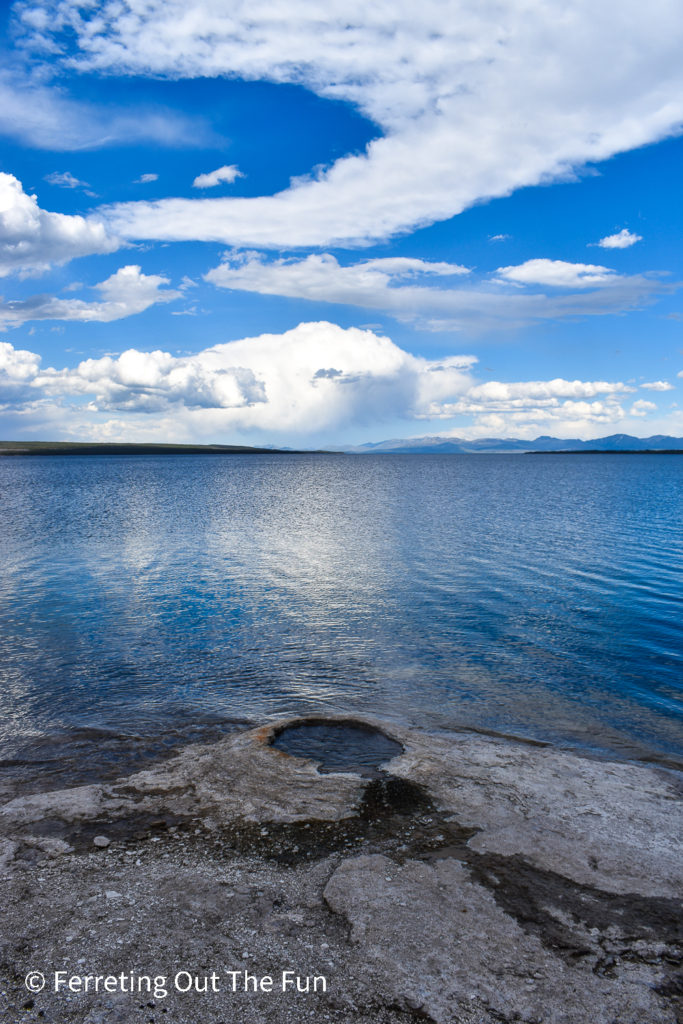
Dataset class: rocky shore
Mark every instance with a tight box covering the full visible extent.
[0,716,680,1024]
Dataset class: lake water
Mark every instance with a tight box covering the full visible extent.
[1,453,681,788]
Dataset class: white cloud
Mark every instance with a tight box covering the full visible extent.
[495,259,616,287]
[205,252,471,314]
[135,173,159,184]
[0,339,41,381]
[0,173,120,277]
[206,251,674,332]
[490,234,511,242]
[0,67,216,151]
[0,321,645,440]
[0,322,472,426]
[192,165,243,188]
[641,380,674,391]
[422,378,634,423]
[630,399,658,416]
[0,265,180,328]
[18,0,683,248]
[44,171,89,190]
[597,228,643,249]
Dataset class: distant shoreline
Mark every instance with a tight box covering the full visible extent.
[2,441,683,457]
[526,449,683,455]
[0,441,326,457]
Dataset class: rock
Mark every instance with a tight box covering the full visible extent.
[323,854,673,1024]
[0,838,17,873]
[0,715,680,1024]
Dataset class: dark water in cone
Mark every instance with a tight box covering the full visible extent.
[271,721,403,776]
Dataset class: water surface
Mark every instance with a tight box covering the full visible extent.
[1,453,681,786]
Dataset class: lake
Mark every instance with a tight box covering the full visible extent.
[1,453,681,787]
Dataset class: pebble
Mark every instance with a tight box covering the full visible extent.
[93,836,111,849]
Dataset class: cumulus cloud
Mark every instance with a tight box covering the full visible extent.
[0,321,644,440]
[421,378,634,423]
[495,259,616,287]
[135,173,159,184]
[630,399,658,416]
[0,67,216,151]
[0,322,472,426]
[0,265,180,328]
[206,251,674,332]
[0,173,120,277]
[597,228,643,249]
[192,165,243,188]
[640,380,674,391]
[17,0,683,248]
[0,339,41,380]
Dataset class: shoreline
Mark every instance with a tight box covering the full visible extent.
[3,712,682,804]
[1,715,680,1023]
[0,441,327,457]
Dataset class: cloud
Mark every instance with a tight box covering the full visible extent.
[0,173,121,277]
[640,380,674,391]
[192,165,243,188]
[0,321,643,441]
[0,339,41,381]
[490,234,511,242]
[597,228,642,249]
[0,265,180,328]
[0,322,472,426]
[205,251,675,332]
[0,68,216,151]
[44,171,89,190]
[205,253,470,310]
[135,173,159,184]
[495,259,616,287]
[630,399,658,416]
[18,0,683,248]
[425,378,634,424]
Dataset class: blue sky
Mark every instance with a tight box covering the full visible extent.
[0,0,682,446]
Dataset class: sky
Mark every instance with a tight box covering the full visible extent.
[0,0,682,447]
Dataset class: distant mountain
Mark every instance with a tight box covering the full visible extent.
[350,433,683,454]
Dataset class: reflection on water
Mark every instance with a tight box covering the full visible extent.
[0,453,681,787]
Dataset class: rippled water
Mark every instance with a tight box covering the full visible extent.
[1,453,681,786]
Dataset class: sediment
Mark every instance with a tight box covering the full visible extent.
[0,716,680,1024]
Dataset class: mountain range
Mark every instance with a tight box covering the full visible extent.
[349,434,683,454]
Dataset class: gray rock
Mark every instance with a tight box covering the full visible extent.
[0,715,680,1024]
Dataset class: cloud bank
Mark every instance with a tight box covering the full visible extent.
[16,0,683,248]
[0,321,649,441]
[206,252,674,331]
